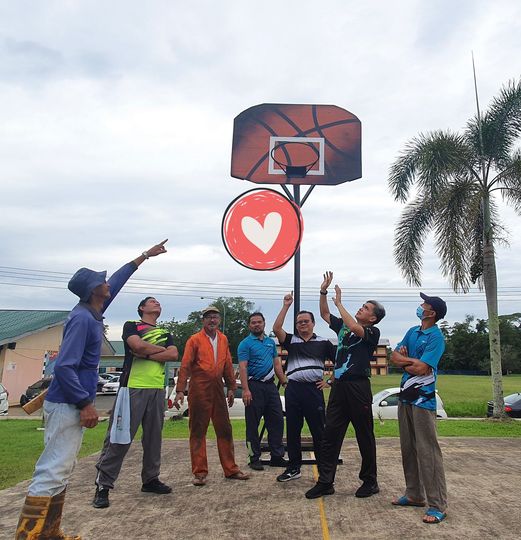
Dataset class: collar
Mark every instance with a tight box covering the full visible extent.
[249,332,267,341]
[78,302,104,321]
[295,332,317,341]
[415,324,438,335]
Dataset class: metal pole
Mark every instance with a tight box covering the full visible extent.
[293,185,301,329]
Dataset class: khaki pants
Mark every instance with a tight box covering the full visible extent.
[398,401,447,512]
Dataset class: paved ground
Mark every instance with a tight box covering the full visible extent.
[2,437,520,540]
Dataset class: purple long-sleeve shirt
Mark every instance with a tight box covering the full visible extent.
[46,262,138,408]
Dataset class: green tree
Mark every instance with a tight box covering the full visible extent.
[440,315,489,372]
[388,79,521,417]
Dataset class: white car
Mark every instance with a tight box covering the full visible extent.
[102,376,120,394]
[165,378,285,419]
[0,383,9,416]
[372,387,448,420]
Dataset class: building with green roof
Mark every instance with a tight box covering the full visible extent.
[0,309,114,404]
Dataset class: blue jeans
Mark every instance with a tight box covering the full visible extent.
[28,401,85,497]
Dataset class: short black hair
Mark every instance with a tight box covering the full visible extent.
[248,312,265,324]
[296,310,315,323]
[367,300,386,324]
[137,296,155,317]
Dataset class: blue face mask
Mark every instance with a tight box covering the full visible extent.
[416,306,425,319]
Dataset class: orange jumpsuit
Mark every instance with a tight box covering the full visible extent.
[176,330,240,477]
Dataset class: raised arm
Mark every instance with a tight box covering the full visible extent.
[132,239,168,267]
[273,292,293,344]
[103,239,169,313]
[332,285,365,337]
[320,271,333,325]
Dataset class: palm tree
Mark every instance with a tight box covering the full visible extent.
[388,79,521,418]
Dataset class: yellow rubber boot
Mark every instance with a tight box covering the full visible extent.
[42,489,81,540]
[15,494,51,539]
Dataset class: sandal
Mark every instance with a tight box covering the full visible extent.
[423,508,447,524]
[392,495,426,507]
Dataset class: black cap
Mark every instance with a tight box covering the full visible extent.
[420,293,447,321]
[137,296,155,316]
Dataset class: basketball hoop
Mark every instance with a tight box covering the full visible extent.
[270,141,320,178]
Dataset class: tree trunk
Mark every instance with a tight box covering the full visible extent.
[482,195,505,418]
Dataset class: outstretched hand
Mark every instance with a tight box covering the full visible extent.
[146,239,168,257]
[332,284,342,306]
[321,271,333,291]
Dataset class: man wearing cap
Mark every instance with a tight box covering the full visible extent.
[390,293,448,525]
[174,306,249,485]
[15,240,167,540]
[93,297,178,509]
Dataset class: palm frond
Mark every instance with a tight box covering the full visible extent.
[388,131,474,202]
[495,150,521,214]
[466,78,521,167]
[434,181,481,292]
[393,196,434,286]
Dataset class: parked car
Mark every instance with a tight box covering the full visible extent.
[97,375,113,393]
[101,376,120,394]
[19,377,53,406]
[487,392,521,418]
[0,383,9,415]
[372,387,448,420]
[165,378,285,419]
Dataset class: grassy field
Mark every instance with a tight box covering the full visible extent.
[2,413,520,490]
[1,374,519,490]
[369,374,521,417]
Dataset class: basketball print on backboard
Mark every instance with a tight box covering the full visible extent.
[231,103,361,185]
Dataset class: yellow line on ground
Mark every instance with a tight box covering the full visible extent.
[310,452,331,540]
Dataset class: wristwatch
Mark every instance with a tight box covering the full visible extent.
[320,290,328,296]
[142,250,150,259]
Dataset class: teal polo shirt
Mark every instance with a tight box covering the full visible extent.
[237,333,277,381]
[396,324,445,410]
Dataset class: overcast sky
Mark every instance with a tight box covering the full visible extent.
[1,0,520,346]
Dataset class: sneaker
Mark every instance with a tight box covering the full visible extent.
[248,460,264,471]
[141,478,172,494]
[355,482,379,498]
[305,482,335,499]
[92,486,110,508]
[276,468,301,482]
[269,456,288,467]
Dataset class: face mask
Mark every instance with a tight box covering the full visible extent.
[416,306,425,319]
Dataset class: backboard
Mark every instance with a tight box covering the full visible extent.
[231,103,361,185]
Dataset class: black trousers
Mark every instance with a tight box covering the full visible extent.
[245,379,284,463]
[318,377,377,485]
[285,380,326,470]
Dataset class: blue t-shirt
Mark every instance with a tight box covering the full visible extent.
[237,333,277,381]
[396,324,445,411]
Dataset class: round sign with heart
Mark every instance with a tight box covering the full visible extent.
[222,188,303,270]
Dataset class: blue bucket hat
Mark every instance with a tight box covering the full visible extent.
[68,267,107,302]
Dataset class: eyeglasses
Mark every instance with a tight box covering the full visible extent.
[296,319,312,325]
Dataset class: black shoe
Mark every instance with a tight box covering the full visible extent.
[305,482,335,499]
[269,456,288,467]
[276,468,301,482]
[355,482,379,498]
[248,460,264,471]
[141,478,172,494]
[92,486,110,508]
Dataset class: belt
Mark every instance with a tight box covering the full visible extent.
[250,377,275,384]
